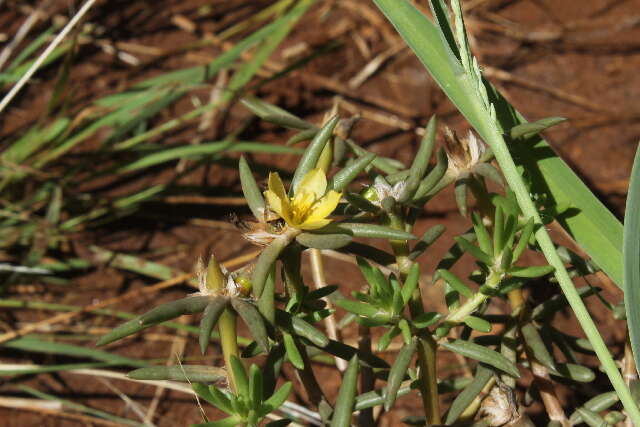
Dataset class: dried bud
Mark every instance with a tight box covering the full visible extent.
[479,383,522,426]
[370,178,406,208]
[443,127,486,176]
[196,256,241,297]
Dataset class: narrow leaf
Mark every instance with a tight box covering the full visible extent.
[329,152,376,192]
[239,156,266,220]
[384,338,416,410]
[331,355,359,427]
[318,223,415,240]
[283,332,304,370]
[445,364,493,424]
[127,365,226,383]
[230,355,249,398]
[199,297,229,354]
[510,117,566,139]
[231,299,269,353]
[291,116,339,195]
[296,232,352,249]
[442,339,520,378]
[624,143,640,374]
[139,296,210,326]
[454,236,493,265]
[438,269,473,299]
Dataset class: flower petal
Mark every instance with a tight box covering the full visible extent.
[268,172,287,201]
[306,190,341,223]
[264,190,285,219]
[295,169,326,201]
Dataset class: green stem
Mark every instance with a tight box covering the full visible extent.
[388,212,441,424]
[444,270,501,324]
[206,257,240,393]
[218,309,239,393]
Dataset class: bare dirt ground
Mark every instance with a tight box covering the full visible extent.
[2,0,640,425]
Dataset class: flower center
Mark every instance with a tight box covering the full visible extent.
[291,190,317,225]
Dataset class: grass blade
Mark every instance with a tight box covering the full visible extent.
[624,143,640,373]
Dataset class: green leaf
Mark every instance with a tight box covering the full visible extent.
[575,408,606,427]
[249,364,263,406]
[445,364,493,424]
[296,232,352,249]
[509,117,566,139]
[401,263,420,304]
[127,365,226,383]
[399,115,437,202]
[493,206,505,255]
[230,356,249,399]
[463,316,491,333]
[291,316,329,348]
[624,143,640,374]
[509,265,555,278]
[551,363,595,383]
[356,257,392,300]
[239,156,266,220]
[438,269,473,299]
[329,152,376,192]
[199,297,229,354]
[252,236,290,298]
[384,338,416,410]
[334,298,380,319]
[231,299,270,353]
[472,212,493,257]
[241,97,312,130]
[318,223,415,240]
[291,116,339,195]
[355,386,411,411]
[512,217,534,263]
[569,391,619,424]
[377,326,400,352]
[96,317,146,346]
[261,382,293,415]
[412,312,442,329]
[138,296,210,326]
[441,339,520,378]
[454,236,493,265]
[330,355,359,427]
[520,323,556,371]
[409,224,446,260]
[413,148,448,200]
[283,332,304,370]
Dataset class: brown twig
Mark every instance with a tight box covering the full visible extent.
[309,248,347,372]
[0,397,125,427]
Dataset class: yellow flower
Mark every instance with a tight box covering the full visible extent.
[264,169,341,230]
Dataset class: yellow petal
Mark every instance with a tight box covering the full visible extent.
[264,190,285,219]
[268,172,287,201]
[306,190,341,223]
[294,169,326,202]
[298,218,331,230]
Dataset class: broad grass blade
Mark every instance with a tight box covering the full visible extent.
[624,143,640,372]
